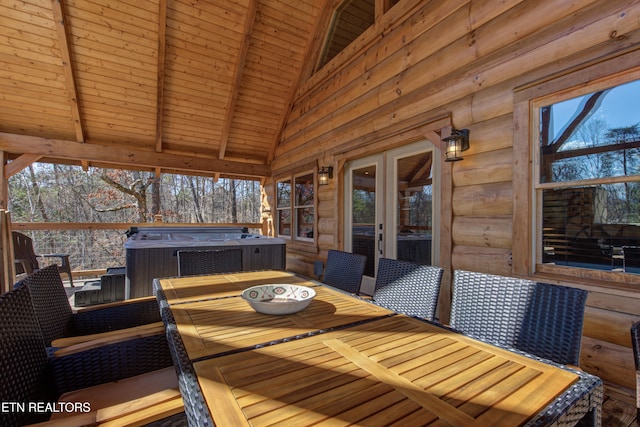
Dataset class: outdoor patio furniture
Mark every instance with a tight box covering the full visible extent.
[155,270,603,427]
[12,231,74,286]
[177,248,243,277]
[450,270,588,366]
[632,321,640,421]
[624,246,640,273]
[372,257,443,321]
[0,284,185,427]
[321,249,367,294]
[17,264,163,348]
[73,266,126,307]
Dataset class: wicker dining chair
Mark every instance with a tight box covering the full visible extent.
[321,249,367,294]
[177,249,243,277]
[631,321,640,421]
[0,284,185,427]
[372,258,443,321]
[18,264,162,347]
[450,270,588,366]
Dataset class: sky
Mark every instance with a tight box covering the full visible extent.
[550,79,640,140]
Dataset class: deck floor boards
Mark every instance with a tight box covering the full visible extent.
[603,387,637,427]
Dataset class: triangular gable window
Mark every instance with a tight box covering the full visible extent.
[318,0,375,69]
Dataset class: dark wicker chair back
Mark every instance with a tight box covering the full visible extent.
[373,258,443,321]
[625,246,640,271]
[19,264,75,345]
[450,270,588,366]
[631,321,640,420]
[177,249,243,277]
[322,249,367,294]
[1,285,182,426]
[0,285,55,426]
[19,264,162,346]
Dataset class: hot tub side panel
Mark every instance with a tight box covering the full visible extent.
[126,243,286,299]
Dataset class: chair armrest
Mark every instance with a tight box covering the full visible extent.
[49,333,173,395]
[40,254,70,264]
[77,295,157,312]
[52,322,165,349]
[26,369,183,426]
[72,297,161,335]
[14,258,35,274]
[95,391,183,426]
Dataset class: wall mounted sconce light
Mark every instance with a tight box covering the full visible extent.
[443,128,470,162]
[318,166,334,185]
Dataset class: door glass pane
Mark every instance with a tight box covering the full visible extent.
[351,165,376,277]
[396,152,433,265]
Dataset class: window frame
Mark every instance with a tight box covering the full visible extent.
[275,169,318,245]
[275,178,292,238]
[513,54,640,286]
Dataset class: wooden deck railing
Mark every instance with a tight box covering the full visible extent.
[12,222,265,279]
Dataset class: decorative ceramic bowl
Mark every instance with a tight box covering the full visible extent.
[241,284,316,315]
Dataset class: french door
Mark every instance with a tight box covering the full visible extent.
[344,141,439,294]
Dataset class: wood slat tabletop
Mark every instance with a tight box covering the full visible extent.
[163,272,392,360]
[157,270,311,304]
[193,315,579,427]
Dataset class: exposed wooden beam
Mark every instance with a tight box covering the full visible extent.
[0,151,7,209]
[5,154,42,178]
[218,0,258,161]
[213,0,258,183]
[375,0,385,21]
[268,0,331,164]
[0,133,270,178]
[51,0,85,143]
[406,153,432,184]
[155,0,168,153]
[423,129,447,153]
[542,139,640,161]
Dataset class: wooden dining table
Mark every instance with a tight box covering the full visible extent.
[154,270,603,427]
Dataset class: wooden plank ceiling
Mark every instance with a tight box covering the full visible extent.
[0,0,325,179]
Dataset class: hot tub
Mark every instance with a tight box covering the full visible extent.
[125,226,286,298]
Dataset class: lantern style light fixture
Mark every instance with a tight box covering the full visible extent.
[318,166,333,185]
[443,128,470,162]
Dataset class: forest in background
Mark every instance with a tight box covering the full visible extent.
[8,163,262,271]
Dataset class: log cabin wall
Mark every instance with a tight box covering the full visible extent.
[267,0,640,394]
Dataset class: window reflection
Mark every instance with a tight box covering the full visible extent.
[538,79,640,274]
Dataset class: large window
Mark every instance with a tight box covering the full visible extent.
[276,171,316,242]
[523,69,640,277]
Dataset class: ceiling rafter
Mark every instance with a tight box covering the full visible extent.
[155,0,168,153]
[0,1,325,178]
[406,153,432,184]
[215,0,259,182]
[268,0,331,164]
[218,0,259,162]
[51,0,85,144]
